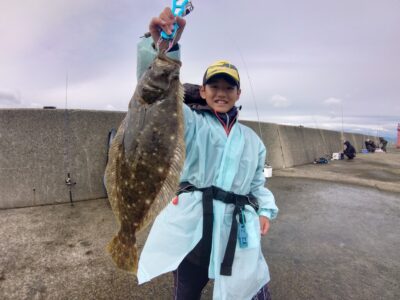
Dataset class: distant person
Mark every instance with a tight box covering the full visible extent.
[343,141,356,160]
[370,140,377,151]
[379,137,388,152]
[365,139,376,153]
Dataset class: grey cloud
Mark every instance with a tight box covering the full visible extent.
[324,98,342,105]
[269,94,291,108]
[0,90,20,104]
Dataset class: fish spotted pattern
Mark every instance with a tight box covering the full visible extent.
[104,53,185,274]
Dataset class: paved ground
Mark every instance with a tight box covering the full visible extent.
[274,150,400,193]
[265,177,400,300]
[1,149,399,299]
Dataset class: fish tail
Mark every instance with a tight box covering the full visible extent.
[106,232,138,274]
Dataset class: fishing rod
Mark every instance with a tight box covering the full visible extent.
[230,38,284,172]
[63,71,76,206]
[233,42,264,142]
[340,101,345,147]
[66,172,76,206]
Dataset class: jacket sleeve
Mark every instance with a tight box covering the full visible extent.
[250,143,279,220]
[136,37,181,81]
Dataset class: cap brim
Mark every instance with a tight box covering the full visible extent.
[204,72,240,87]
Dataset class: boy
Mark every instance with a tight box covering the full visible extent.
[136,7,278,300]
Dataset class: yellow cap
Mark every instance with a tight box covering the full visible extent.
[203,60,240,87]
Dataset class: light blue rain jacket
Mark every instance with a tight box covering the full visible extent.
[136,37,279,300]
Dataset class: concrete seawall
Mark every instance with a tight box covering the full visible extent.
[1,109,124,209]
[0,109,377,209]
[240,120,376,168]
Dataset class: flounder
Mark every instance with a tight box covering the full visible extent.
[104,53,185,274]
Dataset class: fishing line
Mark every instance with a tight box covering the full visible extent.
[229,36,264,142]
[227,35,286,169]
[228,31,287,168]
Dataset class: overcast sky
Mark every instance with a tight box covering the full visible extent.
[1,0,399,138]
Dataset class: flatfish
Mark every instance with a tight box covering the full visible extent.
[104,53,185,274]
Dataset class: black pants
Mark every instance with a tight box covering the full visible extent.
[173,258,272,300]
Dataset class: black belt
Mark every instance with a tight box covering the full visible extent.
[177,182,259,276]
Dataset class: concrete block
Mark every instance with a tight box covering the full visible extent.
[240,120,284,169]
[0,109,125,208]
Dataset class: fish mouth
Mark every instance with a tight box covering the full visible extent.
[141,81,168,101]
[144,82,164,94]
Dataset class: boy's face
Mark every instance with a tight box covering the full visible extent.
[199,76,241,113]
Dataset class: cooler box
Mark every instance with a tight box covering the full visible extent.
[332,153,342,160]
[263,166,272,178]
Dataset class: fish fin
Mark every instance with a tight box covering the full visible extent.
[106,231,138,274]
[177,82,184,104]
[104,120,126,223]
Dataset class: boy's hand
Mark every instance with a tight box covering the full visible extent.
[259,216,270,236]
[149,7,186,51]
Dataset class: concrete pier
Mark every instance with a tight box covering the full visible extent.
[1,150,399,299]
